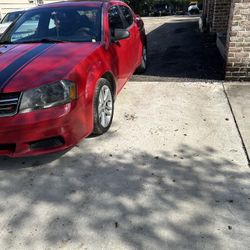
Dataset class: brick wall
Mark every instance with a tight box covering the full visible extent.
[226,0,250,81]
[202,0,211,30]
[207,0,215,30]
[212,0,232,33]
[202,0,208,18]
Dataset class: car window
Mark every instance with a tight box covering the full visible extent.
[109,6,124,31]
[10,14,39,42]
[119,6,133,28]
[1,11,23,23]
[49,17,56,29]
[2,6,102,43]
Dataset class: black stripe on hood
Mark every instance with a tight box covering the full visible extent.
[0,43,55,92]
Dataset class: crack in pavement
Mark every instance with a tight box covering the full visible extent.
[222,82,250,167]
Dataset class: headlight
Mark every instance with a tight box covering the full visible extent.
[19,80,77,113]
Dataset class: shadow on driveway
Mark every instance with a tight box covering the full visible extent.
[0,143,249,249]
[132,18,224,82]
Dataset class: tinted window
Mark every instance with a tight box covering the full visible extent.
[2,6,101,43]
[109,6,124,31]
[11,14,39,42]
[1,11,23,23]
[120,6,133,28]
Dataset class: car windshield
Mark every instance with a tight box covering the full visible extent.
[1,11,23,24]
[0,6,102,44]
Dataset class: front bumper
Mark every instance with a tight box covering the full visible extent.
[0,95,91,157]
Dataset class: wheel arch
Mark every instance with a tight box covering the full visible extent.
[101,71,117,99]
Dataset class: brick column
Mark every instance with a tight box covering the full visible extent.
[207,0,215,30]
[211,0,232,33]
[201,0,209,31]
[202,0,209,18]
[226,0,250,81]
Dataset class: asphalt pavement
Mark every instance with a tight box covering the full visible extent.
[132,16,224,82]
[0,16,250,250]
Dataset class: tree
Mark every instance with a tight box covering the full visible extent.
[123,0,147,13]
[124,0,202,14]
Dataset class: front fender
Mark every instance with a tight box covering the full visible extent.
[84,61,116,133]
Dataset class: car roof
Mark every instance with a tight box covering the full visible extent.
[34,0,125,9]
[6,9,26,14]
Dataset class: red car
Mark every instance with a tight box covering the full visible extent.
[0,0,147,157]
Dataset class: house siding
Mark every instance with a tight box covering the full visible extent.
[0,0,57,18]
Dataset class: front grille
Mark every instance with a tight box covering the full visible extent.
[0,144,16,154]
[29,137,65,150]
[0,92,21,117]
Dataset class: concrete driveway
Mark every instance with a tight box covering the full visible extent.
[1,81,250,250]
[0,17,250,250]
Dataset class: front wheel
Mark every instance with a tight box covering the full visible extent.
[93,78,114,135]
[136,45,147,74]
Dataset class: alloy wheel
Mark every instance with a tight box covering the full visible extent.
[98,85,113,128]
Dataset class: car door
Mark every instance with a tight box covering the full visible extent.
[108,5,134,91]
[119,5,140,71]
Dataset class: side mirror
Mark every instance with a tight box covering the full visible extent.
[112,28,130,42]
[135,15,144,30]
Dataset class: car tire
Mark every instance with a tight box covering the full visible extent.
[136,45,147,74]
[93,78,114,135]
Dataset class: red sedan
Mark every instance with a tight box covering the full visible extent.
[0,0,147,157]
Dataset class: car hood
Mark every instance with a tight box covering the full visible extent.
[0,22,12,35]
[0,42,101,92]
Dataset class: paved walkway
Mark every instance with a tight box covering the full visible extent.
[0,81,249,250]
[225,83,250,161]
